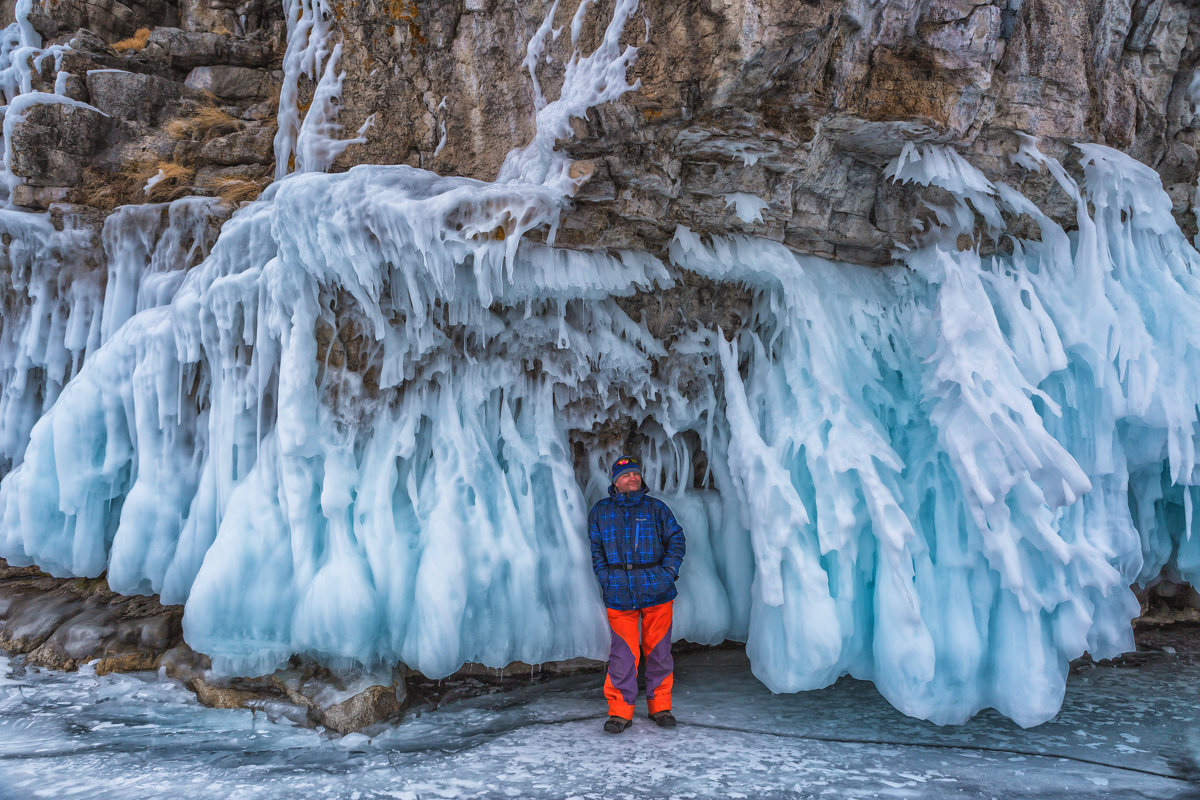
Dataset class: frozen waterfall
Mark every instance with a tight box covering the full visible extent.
[2,0,1200,729]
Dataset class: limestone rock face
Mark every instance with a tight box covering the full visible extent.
[183,65,279,99]
[27,0,175,42]
[8,101,113,186]
[199,125,276,164]
[178,0,276,34]
[273,0,1199,263]
[85,70,199,126]
[147,26,275,68]
[12,0,1200,257]
[8,0,284,211]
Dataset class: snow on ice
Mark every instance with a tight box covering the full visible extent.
[1,0,1200,729]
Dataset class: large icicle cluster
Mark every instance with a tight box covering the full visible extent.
[2,0,1200,729]
[669,139,1200,725]
[0,199,222,473]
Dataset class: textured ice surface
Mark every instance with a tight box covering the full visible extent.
[273,0,373,178]
[0,646,1195,799]
[3,0,1200,728]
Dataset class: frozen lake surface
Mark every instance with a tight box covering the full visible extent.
[2,633,1199,800]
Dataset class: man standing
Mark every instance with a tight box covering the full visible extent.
[588,455,686,733]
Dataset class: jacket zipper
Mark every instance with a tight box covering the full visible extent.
[628,506,639,554]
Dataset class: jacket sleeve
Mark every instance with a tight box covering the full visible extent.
[588,504,610,582]
[658,504,685,580]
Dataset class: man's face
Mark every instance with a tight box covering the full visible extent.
[614,471,642,493]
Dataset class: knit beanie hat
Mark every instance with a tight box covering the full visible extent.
[610,455,642,483]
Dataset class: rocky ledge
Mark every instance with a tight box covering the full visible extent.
[7,0,1200,261]
[9,0,285,213]
[0,558,604,735]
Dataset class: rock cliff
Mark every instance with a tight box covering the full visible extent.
[10,0,1200,257]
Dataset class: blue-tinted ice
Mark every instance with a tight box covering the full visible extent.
[3,0,1200,729]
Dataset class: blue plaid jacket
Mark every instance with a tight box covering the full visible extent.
[588,486,685,610]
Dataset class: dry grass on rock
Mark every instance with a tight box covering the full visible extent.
[112,28,151,52]
[201,175,270,205]
[77,159,197,209]
[165,100,244,143]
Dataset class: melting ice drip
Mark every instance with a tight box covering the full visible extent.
[1,0,1200,730]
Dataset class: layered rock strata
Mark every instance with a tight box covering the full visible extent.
[9,0,283,212]
[8,0,1200,255]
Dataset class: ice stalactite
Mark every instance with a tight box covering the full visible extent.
[0,199,225,475]
[0,208,101,473]
[99,199,228,344]
[664,138,1200,726]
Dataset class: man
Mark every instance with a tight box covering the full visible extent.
[588,454,686,733]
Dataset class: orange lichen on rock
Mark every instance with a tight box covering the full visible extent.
[382,0,417,19]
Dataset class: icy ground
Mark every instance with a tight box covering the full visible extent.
[2,635,1199,800]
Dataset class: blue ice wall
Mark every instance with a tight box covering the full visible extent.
[4,139,1199,727]
[2,0,1200,728]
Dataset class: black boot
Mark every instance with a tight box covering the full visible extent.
[604,715,632,733]
[649,710,676,728]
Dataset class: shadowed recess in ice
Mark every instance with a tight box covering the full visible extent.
[2,0,1200,730]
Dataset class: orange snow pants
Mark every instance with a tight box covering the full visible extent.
[603,600,673,719]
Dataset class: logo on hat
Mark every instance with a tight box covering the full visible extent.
[611,455,642,482]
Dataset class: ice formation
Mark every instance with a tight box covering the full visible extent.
[722,192,769,224]
[2,0,1200,729]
